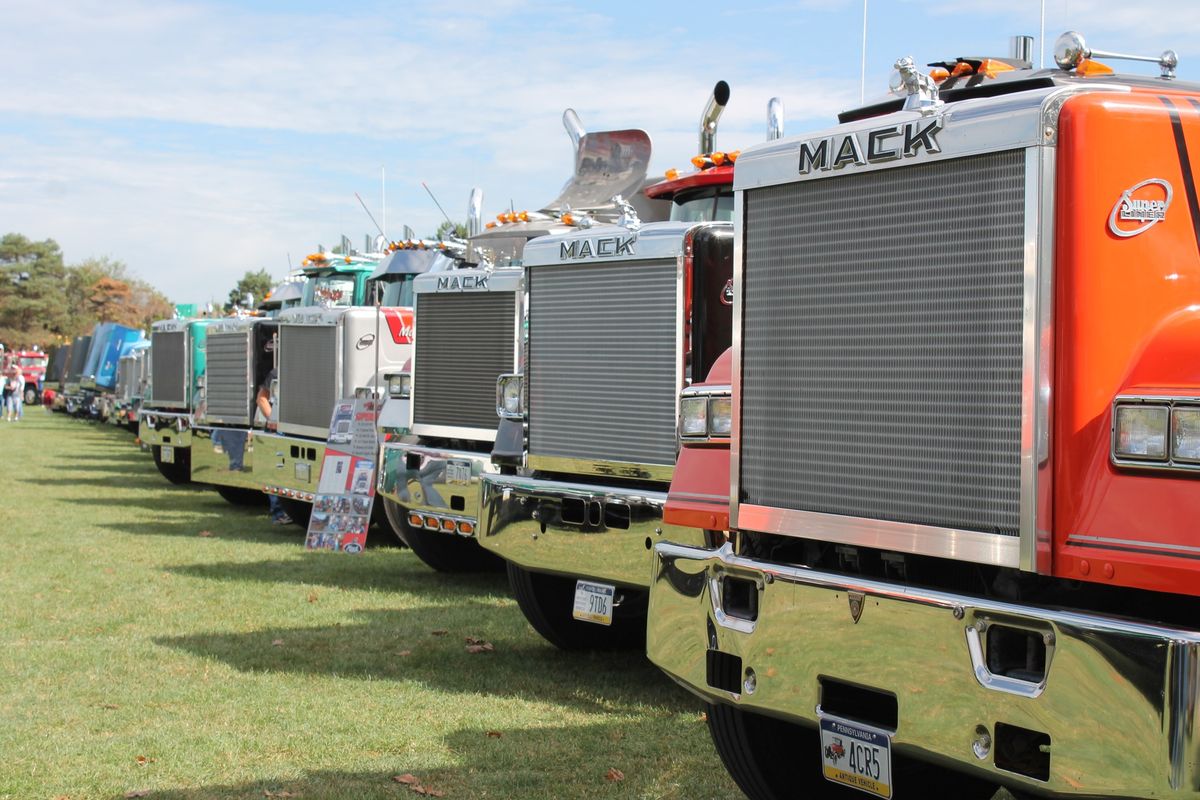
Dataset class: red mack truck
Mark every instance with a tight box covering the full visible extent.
[648,33,1200,800]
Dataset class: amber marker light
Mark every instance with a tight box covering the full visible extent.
[665,168,679,180]
[1076,58,1115,76]
[458,521,475,535]
[441,519,457,532]
[691,155,708,169]
[408,513,423,528]
[562,213,575,225]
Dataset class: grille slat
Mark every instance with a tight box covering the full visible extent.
[278,326,338,431]
[150,331,187,406]
[529,259,677,468]
[205,332,253,423]
[740,150,1025,537]
[413,292,515,431]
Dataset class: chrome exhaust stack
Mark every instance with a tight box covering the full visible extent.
[767,97,785,141]
[562,109,585,150]
[467,187,483,238]
[699,80,731,154]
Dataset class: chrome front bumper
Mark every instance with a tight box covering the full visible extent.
[138,411,194,449]
[378,443,495,536]
[479,474,707,588]
[250,431,325,502]
[190,426,265,491]
[649,541,1200,797]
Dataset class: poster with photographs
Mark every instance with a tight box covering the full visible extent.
[306,393,380,554]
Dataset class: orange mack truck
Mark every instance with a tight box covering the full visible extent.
[648,33,1200,800]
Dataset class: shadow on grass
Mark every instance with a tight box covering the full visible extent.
[23,473,202,491]
[155,605,679,714]
[93,515,301,545]
[169,557,506,594]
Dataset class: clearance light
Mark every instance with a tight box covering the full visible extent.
[458,521,475,535]
[930,67,951,82]
[1076,58,1115,76]
[691,155,709,169]
[344,256,352,264]
[486,221,497,229]
[440,518,457,532]
[423,515,439,530]
[976,58,1016,79]
[562,213,574,226]
[665,168,679,180]
[517,210,529,222]
[408,512,423,528]
[711,151,728,166]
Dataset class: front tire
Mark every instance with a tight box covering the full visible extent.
[151,445,190,485]
[23,387,37,405]
[216,486,267,506]
[507,563,645,650]
[380,497,500,572]
[706,702,1004,800]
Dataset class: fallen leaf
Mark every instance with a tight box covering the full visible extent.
[605,767,625,782]
[485,730,502,739]
[134,755,155,766]
[271,639,284,647]
[397,650,412,657]
[393,774,420,785]
[198,530,215,538]
[124,792,151,799]
[465,640,494,654]
[413,786,445,797]
[100,703,120,710]
[306,592,318,603]
[264,791,298,798]
[430,629,448,636]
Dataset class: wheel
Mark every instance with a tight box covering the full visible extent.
[151,445,190,485]
[23,387,36,405]
[507,562,646,650]
[380,495,413,546]
[216,486,267,507]
[277,497,311,526]
[706,702,1005,800]
[379,497,500,571]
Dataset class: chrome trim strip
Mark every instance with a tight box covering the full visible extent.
[413,423,499,443]
[527,454,673,483]
[737,503,1020,567]
[729,190,744,532]
[1019,145,1046,574]
[1068,534,1200,556]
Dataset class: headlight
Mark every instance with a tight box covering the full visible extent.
[680,396,708,437]
[386,373,411,399]
[708,396,732,436]
[1173,407,1200,462]
[496,374,524,419]
[1114,404,1168,460]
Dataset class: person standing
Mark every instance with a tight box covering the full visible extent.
[6,362,24,421]
[256,368,291,525]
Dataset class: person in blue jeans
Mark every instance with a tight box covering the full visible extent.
[256,368,292,525]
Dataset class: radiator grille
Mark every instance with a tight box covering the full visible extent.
[151,331,187,406]
[278,325,338,431]
[66,337,90,383]
[117,358,135,402]
[529,259,677,468]
[740,150,1025,537]
[206,331,252,424]
[413,292,515,431]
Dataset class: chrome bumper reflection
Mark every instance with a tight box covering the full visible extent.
[479,474,706,588]
[190,426,263,490]
[250,431,325,501]
[377,443,495,537]
[648,542,1200,797]
[138,412,194,448]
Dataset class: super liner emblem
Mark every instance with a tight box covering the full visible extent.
[1109,178,1173,238]
[355,333,376,350]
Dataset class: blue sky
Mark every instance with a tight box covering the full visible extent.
[2,0,1196,302]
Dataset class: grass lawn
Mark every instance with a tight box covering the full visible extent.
[0,412,740,799]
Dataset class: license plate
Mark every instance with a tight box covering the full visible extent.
[444,459,472,485]
[820,715,892,798]
[572,580,614,626]
[161,445,175,464]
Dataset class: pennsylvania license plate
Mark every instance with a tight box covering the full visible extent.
[445,459,472,485]
[572,580,614,626]
[820,716,892,798]
[161,445,175,464]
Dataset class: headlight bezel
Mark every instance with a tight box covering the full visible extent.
[679,385,732,441]
[1111,396,1200,473]
[496,373,524,420]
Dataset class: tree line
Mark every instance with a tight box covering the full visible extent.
[0,233,175,350]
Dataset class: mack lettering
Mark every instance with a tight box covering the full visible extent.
[436,274,489,291]
[559,235,636,260]
[799,118,943,174]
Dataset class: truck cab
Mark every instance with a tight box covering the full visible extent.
[114,340,151,431]
[61,331,93,414]
[15,349,48,406]
[139,318,211,484]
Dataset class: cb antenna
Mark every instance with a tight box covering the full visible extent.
[422,182,454,226]
[354,192,386,240]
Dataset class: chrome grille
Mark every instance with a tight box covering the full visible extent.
[529,259,677,468]
[117,357,135,402]
[206,331,252,424]
[278,325,338,431]
[740,150,1025,537]
[413,292,515,431]
[150,331,187,406]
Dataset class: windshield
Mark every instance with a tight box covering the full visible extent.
[670,187,735,223]
[19,356,47,367]
[302,273,357,307]
[379,276,416,308]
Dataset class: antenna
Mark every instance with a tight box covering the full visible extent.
[860,0,868,104]
[422,181,454,226]
[354,192,386,240]
[1039,0,1046,69]
[381,166,387,240]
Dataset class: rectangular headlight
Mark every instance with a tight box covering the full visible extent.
[1173,407,1200,462]
[386,373,411,399]
[680,396,708,436]
[1114,404,1169,460]
[708,396,732,436]
[496,374,524,419]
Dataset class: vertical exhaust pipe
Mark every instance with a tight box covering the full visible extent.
[767,97,785,140]
[699,80,731,155]
[1010,35,1034,64]
[562,109,586,150]
[467,187,483,237]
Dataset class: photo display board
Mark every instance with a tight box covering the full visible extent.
[305,394,379,554]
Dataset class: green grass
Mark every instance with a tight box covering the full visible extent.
[0,412,739,800]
